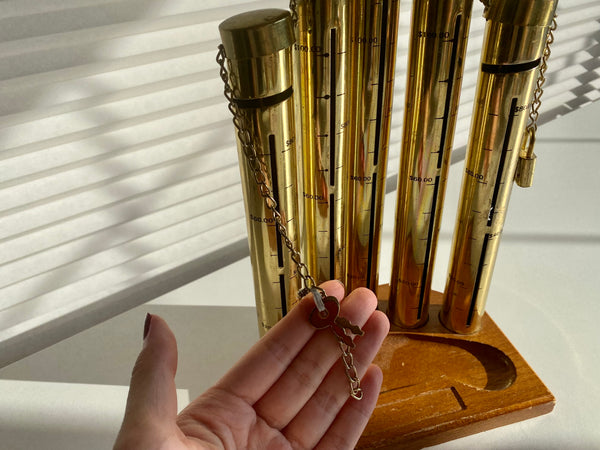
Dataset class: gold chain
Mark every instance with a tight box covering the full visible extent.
[217,44,364,400]
[216,45,323,306]
[524,15,557,150]
[289,0,298,25]
[339,341,363,400]
[515,15,557,188]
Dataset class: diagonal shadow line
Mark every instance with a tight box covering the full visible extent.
[503,233,600,244]
[435,231,600,244]
[535,137,600,144]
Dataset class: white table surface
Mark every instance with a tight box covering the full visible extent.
[1,102,599,449]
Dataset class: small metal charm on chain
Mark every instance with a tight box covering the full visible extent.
[217,44,365,400]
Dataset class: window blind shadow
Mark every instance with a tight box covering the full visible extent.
[0,0,599,366]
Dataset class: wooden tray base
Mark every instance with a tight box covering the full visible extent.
[357,289,554,449]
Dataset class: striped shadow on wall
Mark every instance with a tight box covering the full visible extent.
[1,0,599,366]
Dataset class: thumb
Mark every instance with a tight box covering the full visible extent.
[115,314,179,448]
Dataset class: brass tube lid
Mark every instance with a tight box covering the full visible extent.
[482,0,558,65]
[219,9,294,60]
[483,0,558,27]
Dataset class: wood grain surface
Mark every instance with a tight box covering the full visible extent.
[357,289,555,449]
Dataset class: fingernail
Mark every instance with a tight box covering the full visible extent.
[143,313,152,340]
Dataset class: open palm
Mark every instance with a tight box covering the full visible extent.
[114,280,389,449]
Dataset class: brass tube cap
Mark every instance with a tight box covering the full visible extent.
[219,9,294,61]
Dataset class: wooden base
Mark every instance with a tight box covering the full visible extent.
[357,289,555,449]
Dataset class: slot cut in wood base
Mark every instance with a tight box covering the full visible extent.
[357,289,555,449]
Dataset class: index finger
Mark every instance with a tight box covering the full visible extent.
[213,280,345,404]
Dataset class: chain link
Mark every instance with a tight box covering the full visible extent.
[526,16,557,138]
[289,0,298,25]
[519,15,556,161]
[216,45,321,301]
[339,339,363,400]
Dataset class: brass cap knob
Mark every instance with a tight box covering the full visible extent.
[219,9,294,60]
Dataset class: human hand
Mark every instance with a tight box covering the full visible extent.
[114,281,390,449]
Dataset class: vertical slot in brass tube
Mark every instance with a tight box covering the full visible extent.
[219,9,300,336]
[346,0,401,292]
[441,0,558,334]
[294,0,351,284]
[389,0,473,328]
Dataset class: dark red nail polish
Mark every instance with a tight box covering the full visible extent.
[143,313,152,340]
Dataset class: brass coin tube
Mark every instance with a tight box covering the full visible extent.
[346,0,401,292]
[293,0,351,284]
[219,10,300,336]
[389,0,473,328]
[441,0,558,334]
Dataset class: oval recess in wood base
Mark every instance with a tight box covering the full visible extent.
[357,288,555,450]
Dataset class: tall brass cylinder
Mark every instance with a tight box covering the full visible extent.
[346,0,401,292]
[219,9,300,336]
[389,0,473,328]
[441,0,558,334]
[293,0,352,284]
